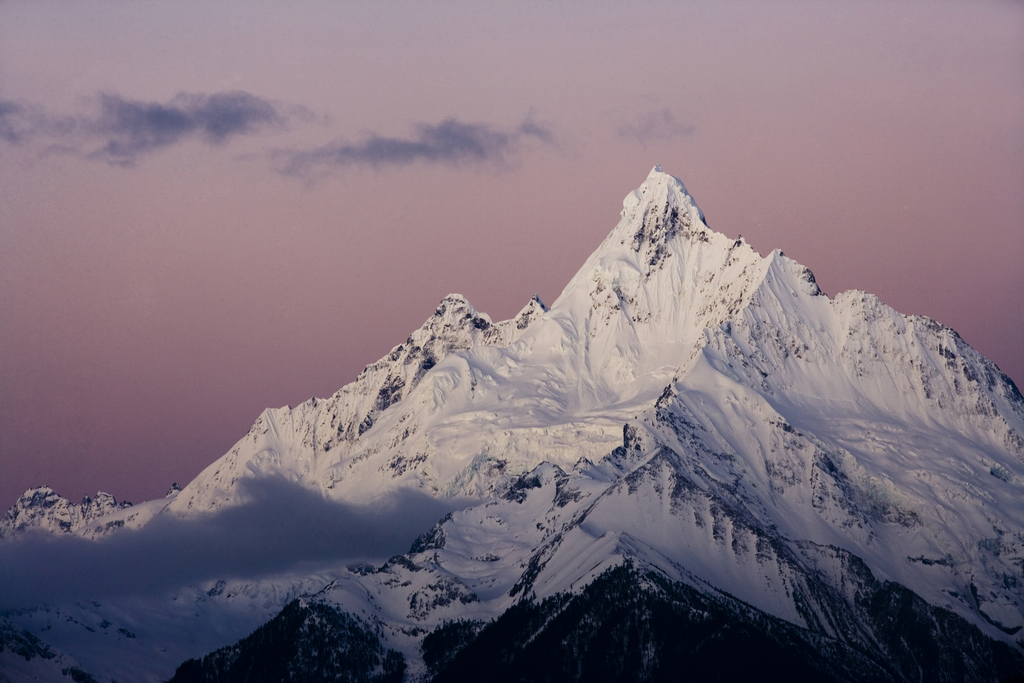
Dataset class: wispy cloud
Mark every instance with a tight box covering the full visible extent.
[276,117,554,178]
[618,108,694,145]
[1,94,554,175]
[0,477,464,607]
[0,91,287,166]
[90,92,285,166]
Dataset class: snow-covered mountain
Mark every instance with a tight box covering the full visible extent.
[0,487,133,540]
[3,167,1023,682]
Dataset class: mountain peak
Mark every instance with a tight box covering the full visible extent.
[576,167,714,289]
[550,168,760,340]
[623,165,705,230]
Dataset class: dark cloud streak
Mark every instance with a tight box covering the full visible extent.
[277,118,554,177]
[0,477,463,608]
[1,95,552,174]
[0,91,286,166]
[91,91,285,166]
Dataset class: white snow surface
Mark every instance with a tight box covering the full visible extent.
[4,167,1024,680]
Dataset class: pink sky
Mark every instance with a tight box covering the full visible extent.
[1,1,1022,507]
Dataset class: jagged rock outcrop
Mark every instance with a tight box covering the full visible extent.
[0,487,131,540]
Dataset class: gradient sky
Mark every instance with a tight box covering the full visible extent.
[1,1,1022,508]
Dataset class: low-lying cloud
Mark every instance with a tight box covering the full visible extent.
[0,477,463,609]
[618,108,694,145]
[276,117,554,178]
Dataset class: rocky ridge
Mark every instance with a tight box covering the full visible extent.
[0,487,132,541]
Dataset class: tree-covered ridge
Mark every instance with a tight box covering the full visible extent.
[167,561,1024,682]
[168,598,404,683]
[424,563,1023,683]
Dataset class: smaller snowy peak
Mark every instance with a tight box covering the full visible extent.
[765,249,822,297]
[167,292,553,514]
[392,293,542,367]
[415,293,548,347]
[418,294,492,344]
[166,482,182,497]
[0,487,73,539]
[338,292,547,441]
[511,294,549,331]
[333,293,505,442]
[0,487,132,540]
[831,289,1024,435]
[80,491,130,519]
